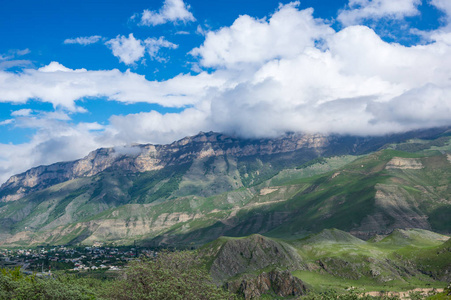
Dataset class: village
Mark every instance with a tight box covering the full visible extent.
[0,243,158,275]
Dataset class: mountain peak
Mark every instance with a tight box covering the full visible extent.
[0,131,328,202]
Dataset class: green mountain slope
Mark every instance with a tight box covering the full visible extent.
[195,229,449,297]
[147,146,450,247]
[0,129,450,247]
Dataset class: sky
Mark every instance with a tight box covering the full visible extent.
[0,0,451,183]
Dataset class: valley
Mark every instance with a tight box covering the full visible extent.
[0,128,450,298]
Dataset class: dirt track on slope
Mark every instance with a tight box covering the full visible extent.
[363,288,444,299]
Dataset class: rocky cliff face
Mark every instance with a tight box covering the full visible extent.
[0,131,330,202]
[201,234,307,299]
[226,270,307,299]
[204,234,305,284]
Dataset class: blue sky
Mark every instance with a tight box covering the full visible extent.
[0,0,451,182]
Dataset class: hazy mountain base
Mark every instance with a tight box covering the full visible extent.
[0,131,450,247]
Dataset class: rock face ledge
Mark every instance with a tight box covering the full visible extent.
[226,270,307,300]
[385,157,424,169]
[209,235,305,284]
[205,235,308,299]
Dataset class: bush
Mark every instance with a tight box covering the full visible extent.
[103,250,235,300]
[0,267,97,300]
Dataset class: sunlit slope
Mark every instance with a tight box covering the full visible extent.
[197,229,450,294]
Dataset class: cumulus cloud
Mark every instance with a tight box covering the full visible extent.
[105,34,146,65]
[105,34,179,64]
[190,2,334,68]
[107,107,208,145]
[338,0,421,26]
[11,109,33,117]
[64,35,102,45]
[0,114,105,183]
[106,6,451,139]
[368,84,451,127]
[0,61,225,111]
[139,0,195,26]
[414,0,451,44]
[204,25,451,136]
[144,37,178,61]
[431,0,451,20]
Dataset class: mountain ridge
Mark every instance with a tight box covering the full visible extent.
[2,127,449,203]
[0,131,329,202]
[0,127,449,247]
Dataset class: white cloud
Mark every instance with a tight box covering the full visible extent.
[105,34,146,65]
[0,49,30,61]
[11,109,33,117]
[64,35,102,45]
[0,49,32,70]
[0,115,106,183]
[144,37,178,61]
[0,62,226,111]
[0,60,31,70]
[190,2,334,69]
[107,107,208,145]
[196,25,208,36]
[338,0,421,26]
[367,84,451,128]
[412,0,451,44]
[430,0,451,19]
[105,17,451,140]
[0,119,13,126]
[15,49,31,56]
[39,61,75,72]
[139,0,195,26]
[327,26,451,87]
[0,106,207,183]
[105,34,179,64]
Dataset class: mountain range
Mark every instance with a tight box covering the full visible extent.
[0,127,450,247]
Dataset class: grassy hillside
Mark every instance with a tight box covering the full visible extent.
[194,229,450,297]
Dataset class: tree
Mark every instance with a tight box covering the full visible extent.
[104,250,235,300]
[0,266,97,300]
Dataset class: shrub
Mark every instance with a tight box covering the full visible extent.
[0,267,97,300]
[103,250,235,300]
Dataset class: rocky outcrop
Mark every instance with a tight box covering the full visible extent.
[226,270,307,299]
[385,157,423,170]
[208,234,305,284]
